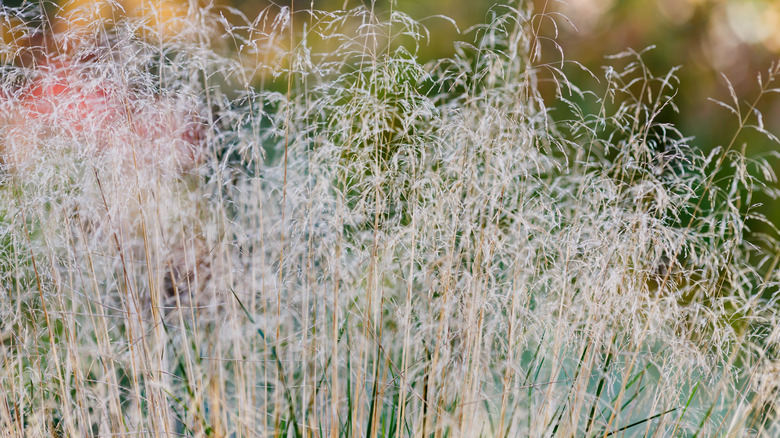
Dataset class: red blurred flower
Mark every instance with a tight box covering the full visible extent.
[2,58,203,171]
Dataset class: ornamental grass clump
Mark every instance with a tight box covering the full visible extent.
[1,1,780,436]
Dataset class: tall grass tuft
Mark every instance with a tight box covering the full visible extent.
[1,1,780,436]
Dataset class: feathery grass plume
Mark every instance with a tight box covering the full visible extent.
[1,0,780,436]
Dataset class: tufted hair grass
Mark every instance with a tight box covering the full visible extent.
[2,1,780,436]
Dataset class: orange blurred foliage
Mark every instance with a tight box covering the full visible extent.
[56,0,193,39]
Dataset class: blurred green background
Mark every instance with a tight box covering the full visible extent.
[237,0,780,233]
[234,0,780,145]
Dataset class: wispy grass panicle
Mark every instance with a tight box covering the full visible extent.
[1,1,780,436]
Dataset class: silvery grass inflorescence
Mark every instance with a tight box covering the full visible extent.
[1,1,780,436]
